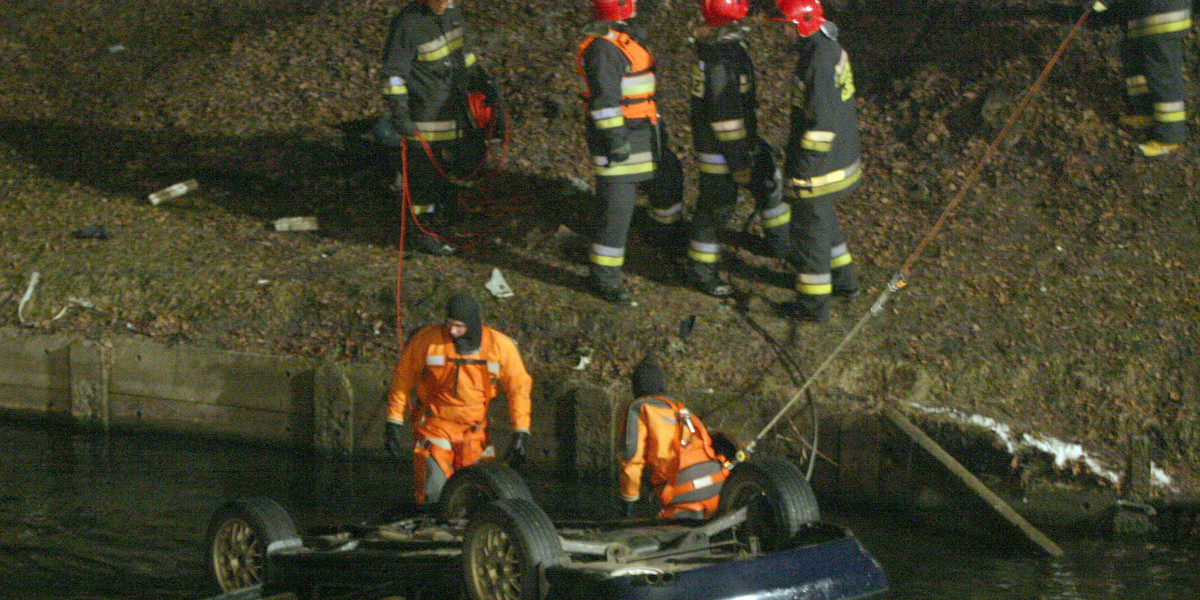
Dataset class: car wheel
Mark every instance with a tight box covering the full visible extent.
[205,497,301,593]
[441,461,533,521]
[463,498,565,600]
[717,457,819,551]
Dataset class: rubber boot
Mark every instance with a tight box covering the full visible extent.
[687,261,733,298]
[587,264,632,304]
[831,264,859,299]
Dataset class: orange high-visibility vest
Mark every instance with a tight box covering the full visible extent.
[577,29,659,123]
[619,395,729,509]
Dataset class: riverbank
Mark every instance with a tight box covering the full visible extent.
[1,0,1197,499]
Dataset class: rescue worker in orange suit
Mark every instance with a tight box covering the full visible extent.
[384,293,532,505]
[577,0,687,304]
[1094,0,1191,157]
[772,0,860,323]
[617,358,731,519]
[380,0,504,256]
[687,0,792,297]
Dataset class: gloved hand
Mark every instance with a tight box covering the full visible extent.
[607,141,632,165]
[504,431,530,466]
[384,422,406,459]
[732,168,752,186]
[621,498,638,519]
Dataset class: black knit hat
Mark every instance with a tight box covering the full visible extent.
[446,293,482,354]
[631,356,667,398]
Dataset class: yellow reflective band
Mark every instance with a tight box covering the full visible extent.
[418,37,465,62]
[831,252,853,269]
[699,163,730,174]
[787,169,863,199]
[688,249,720,263]
[464,52,477,67]
[801,139,832,152]
[383,85,408,96]
[407,130,463,142]
[596,116,625,129]
[590,253,625,267]
[412,204,436,214]
[595,161,655,177]
[1128,17,1192,37]
[1127,85,1149,96]
[796,283,833,295]
[1154,110,1187,123]
[761,210,791,229]
[714,129,747,142]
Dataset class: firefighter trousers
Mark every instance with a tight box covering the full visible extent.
[790,192,857,321]
[1120,28,1188,144]
[589,144,684,287]
[393,135,487,225]
[688,141,790,279]
[411,417,492,504]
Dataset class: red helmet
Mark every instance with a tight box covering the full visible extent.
[773,0,825,38]
[701,0,749,27]
[593,0,636,21]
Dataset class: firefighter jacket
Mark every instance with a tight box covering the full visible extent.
[618,395,729,509]
[386,324,532,433]
[380,1,498,143]
[690,26,759,176]
[577,21,661,183]
[784,23,862,201]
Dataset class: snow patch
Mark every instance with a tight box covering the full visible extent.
[908,403,1173,488]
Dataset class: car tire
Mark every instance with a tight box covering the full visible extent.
[463,498,565,600]
[204,497,302,594]
[717,457,819,551]
[440,460,533,521]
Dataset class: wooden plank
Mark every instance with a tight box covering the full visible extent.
[882,407,1064,557]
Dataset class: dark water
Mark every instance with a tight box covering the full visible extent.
[1,421,1196,600]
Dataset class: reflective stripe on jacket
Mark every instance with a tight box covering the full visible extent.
[387,324,532,432]
[618,395,729,508]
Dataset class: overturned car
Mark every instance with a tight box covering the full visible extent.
[205,457,888,600]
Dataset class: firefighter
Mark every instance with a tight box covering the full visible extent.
[687,0,791,297]
[1098,0,1191,157]
[380,0,504,256]
[384,293,532,505]
[577,0,687,304]
[618,357,731,520]
[772,0,860,323]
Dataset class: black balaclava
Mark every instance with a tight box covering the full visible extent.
[631,357,667,398]
[446,293,482,354]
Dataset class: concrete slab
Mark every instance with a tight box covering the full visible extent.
[0,329,76,416]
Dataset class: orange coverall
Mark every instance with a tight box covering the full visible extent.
[387,323,532,503]
[618,395,730,519]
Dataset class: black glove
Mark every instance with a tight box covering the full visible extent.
[504,431,529,466]
[385,422,406,459]
[607,141,631,165]
[622,498,637,519]
[385,97,417,135]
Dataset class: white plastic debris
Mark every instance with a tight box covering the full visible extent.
[273,216,319,232]
[107,44,126,53]
[148,179,199,205]
[17,271,93,325]
[573,347,594,371]
[484,268,514,298]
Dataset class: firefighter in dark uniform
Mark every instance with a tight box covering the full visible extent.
[1096,0,1191,157]
[578,0,687,304]
[381,0,503,255]
[687,0,791,297]
[772,0,860,323]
